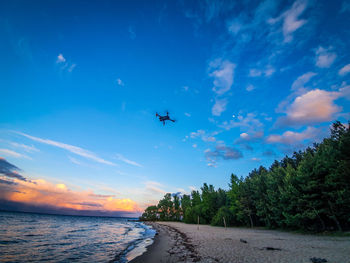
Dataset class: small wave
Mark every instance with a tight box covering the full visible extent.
[0,239,25,244]
[110,223,156,263]
[68,228,88,233]
[24,234,42,237]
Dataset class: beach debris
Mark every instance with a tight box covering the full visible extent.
[263,247,282,251]
[240,239,248,244]
[310,257,328,263]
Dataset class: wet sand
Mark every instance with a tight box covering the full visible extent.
[130,222,350,263]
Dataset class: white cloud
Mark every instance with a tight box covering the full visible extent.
[212,98,228,116]
[315,46,337,68]
[117,78,124,86]
[277,89,342,126]
[116,154,142,167]
[339,64,350,76]
[246,84,255,92]
[240,132,249,138]
[237,131,264,142]
[251,157,261,162]
[209,60,235,96]
[16,132,116,166]
[184,112,191,117]
[267,126,319,144]
[56,53,66,63]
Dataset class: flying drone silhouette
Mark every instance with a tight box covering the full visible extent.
[156,111,176,126]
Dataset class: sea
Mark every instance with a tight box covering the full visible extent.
[0,211,155,263]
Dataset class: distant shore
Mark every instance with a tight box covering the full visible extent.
[131,222,350,263]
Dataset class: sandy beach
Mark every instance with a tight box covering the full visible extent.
[131,222,350,263]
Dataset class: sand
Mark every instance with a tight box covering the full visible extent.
[130,222,350,263]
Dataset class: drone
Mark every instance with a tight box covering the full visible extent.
[156,111,176,126]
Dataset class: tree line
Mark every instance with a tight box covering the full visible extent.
[140,121,350,232]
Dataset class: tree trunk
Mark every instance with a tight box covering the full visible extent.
[313,208,326,231]
[249,214,254,228]
[328,200,342,232]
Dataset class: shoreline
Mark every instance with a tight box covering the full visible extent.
[130,222,350,263]
[130,222,201,263]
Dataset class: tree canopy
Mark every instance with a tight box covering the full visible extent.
[140,121,350,232]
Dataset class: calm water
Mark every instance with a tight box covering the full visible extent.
[0,211,155,263]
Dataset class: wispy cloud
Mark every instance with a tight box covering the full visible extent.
[339,63,350,76]
[68,64,76,72]
[56,53,77,72]
[268,0,308,43]
[249,65,275,78]
[291,72,317,91]
[68,156,83,166]
[219,113,263,132]
[9,142,39,153]
[115,154,142,167]
[144,181,166,194]
[315,46,337,68]
[16,132,116,166]
[246,84,255,92]
[0,149,31,159]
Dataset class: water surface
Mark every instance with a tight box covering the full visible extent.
[0,211,155,262]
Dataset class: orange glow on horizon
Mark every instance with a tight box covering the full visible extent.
[1,178,141,213]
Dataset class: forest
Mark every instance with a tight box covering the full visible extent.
[140,121,350,232]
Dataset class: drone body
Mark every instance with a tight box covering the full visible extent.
[156,111,176,126]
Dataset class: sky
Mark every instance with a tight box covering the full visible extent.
[1,0,350,217]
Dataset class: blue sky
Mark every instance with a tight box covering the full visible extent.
[1,0,350,215]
